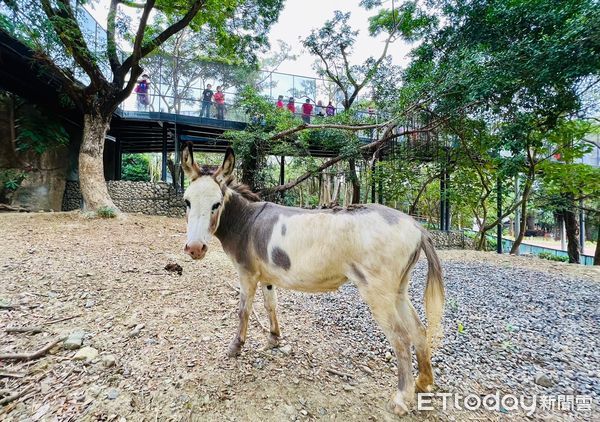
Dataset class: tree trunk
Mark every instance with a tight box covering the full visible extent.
[476,232,487,251]
[510,177,533,255]
[241,141,260,192]
[79,113,116,211]
[594,224,600,265]
[348,158,360,204]
[562,195,580,264]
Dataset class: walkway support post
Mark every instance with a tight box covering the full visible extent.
[579,199,585,252]
[115,137,122,181]
[497,176,502,254]
[161,123,167,182]
[279,156,285,203]
[439,166,446,231]
[444,167,450,231]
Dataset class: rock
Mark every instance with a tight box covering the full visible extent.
[106,388,119,400]
[535,373,554,388]
[85,299,95,308]
[282,404,296,417]
[280,345,292,355]
[64,330,85,350]
[300,409,308,416]
[73,346,98,362]
[360,365,373,375]
[0,298,11,309]
[87,385,102,398]
[343,384,355,392]
[129,324,145,337]
[102,354,116,368]
[385,351,392,361]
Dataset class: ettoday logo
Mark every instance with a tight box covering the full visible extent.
[417,392,594,416]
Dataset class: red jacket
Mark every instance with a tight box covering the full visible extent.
[302,103,313,116]
[213,92,225,104]
[276,100,284,108]
[287,102,295,113]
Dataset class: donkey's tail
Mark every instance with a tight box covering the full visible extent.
[421,233,445,348]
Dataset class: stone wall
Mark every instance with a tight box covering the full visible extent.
[62,181,185,217]
[428,229,476,249]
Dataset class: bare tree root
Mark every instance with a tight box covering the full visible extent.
[6,327,44,334]
[0,336,66,361]
[0,387,31,406]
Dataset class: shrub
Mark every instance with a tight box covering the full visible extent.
[96,206,117,218]
[1,169,26,191]
[538,251,568,262]
[122,154,151,181]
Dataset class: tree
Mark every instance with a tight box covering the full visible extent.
[399,0,600,242]
[1,0,283,211]
[301,4,433,202]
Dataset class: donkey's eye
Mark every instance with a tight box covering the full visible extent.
[184,199,191,208]
[211,202,221,212]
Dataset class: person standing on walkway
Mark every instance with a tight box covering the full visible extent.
[276,95,284,108]
[135,74,150,110]
[301,98,313,123]
[315,100,324,117]
[326,101,335,117]
[200,84,213,118]
[214,86,225,120]
[287,97,296,114]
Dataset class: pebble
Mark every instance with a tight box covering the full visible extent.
[534,373,554,388]
[129,324,145,337]
[64,330,85,350]
[102,354,117,368]
[73,346,98,362]
[279,345,292,355]
[106,388,119,400]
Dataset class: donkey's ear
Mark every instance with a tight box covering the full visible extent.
[220,147,235,178]
[181,142,200,180]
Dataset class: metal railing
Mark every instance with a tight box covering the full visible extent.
[1,2,385,125]
[463,229,594,266]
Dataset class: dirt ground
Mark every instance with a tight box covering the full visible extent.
[0,212,598,422]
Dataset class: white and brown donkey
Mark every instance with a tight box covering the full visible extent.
[181,143,445,416]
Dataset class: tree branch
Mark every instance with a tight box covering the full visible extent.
[262,126,434,196]
[40,0,105,86]
[119,0,204,76]
[107,0,121,74]
[270,120,394,141]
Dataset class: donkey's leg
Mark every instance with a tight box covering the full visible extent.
[358,287,415,416]
[228,275,257,357]
[398,299,434,393]
[261,284,281,347]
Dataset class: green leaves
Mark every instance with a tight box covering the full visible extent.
[15,105,68,154]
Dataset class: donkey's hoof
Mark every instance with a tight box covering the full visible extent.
[387,390,414,416]
[415,376,434,393]
[227,340,243,358]
[267,334,280,348]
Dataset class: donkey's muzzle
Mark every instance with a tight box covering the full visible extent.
[184,242,207,260]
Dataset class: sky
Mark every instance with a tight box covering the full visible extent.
[86,0,415,78]
[265,1,413,76]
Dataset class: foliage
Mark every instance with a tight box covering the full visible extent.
[15,106,69,154]
[1,0,285,210]
[0,169,26,192]
[121,154,151,182]
[96,206,118,218]
[538,251,569,262]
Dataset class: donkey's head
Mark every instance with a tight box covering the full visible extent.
[181,143,235,260]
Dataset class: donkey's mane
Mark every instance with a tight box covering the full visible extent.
[227,180,261,202]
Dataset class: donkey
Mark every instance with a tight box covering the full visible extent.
[181,143,445,416]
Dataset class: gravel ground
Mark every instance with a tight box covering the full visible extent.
[0,212,598,421]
